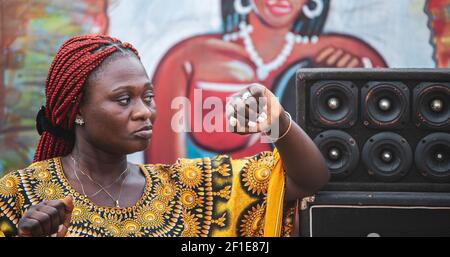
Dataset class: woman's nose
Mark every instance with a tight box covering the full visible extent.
[132,99,155,121]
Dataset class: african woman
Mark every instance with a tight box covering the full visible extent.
[0,34,328,237]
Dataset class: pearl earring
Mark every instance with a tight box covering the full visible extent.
[234,0,252,15]
[302,0,324,19]
[75,117,85,126]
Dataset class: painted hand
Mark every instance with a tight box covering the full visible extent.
[315,46,364,68]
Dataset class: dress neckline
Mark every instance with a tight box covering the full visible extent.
[53,157,152,212]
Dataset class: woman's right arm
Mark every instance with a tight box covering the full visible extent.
[17,196,73,237]
[0,171,74,237]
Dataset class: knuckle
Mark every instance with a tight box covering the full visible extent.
[38,211,51,223]
[27,219,40,229]
[23,206,39,217]
[49,199,65,208]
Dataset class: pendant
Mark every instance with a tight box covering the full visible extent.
[115,200,120,208]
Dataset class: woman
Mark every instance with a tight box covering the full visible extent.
[147,0,386,164]
[0,34,328,237]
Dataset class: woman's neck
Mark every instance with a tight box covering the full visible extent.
[246,11,292,62]
[69,141,129,184]
[248,11,291,38]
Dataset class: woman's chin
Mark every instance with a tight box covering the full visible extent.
[260,13,297,29]
[126,141,150,154]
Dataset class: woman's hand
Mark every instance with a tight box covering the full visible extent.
[18,196,74,237]
[226,83,285,136]
[226,84,329,202]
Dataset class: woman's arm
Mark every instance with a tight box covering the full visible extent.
[274,111,329,202]
[226,84,329,203]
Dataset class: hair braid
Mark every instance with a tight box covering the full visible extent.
[33,35,140,162]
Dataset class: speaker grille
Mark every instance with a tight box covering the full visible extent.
[296,68,450,192]
[310,81,357,128]
[362,81,409,129]
[414,83,450,130]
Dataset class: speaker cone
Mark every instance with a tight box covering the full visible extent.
[362,82,409,128]
[310,81,357,128]
[362,132,412,182]
[313,130,359,178]
[415,133,450,182]
[414,83,450,130]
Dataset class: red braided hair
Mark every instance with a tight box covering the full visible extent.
[33,34,140,162]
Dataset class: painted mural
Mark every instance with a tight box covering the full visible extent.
[0,0,449,176]
[0,0,108,174]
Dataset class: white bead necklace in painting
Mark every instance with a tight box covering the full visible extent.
[223,21,319,80]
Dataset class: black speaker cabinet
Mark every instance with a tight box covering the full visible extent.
[300,191,450,237]
[296,68,450,192]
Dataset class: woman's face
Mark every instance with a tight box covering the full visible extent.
[78,54,156,155]
[252,0,307,28]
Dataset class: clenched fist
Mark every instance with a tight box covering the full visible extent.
[18,196,74,237]
[226,83,287,137]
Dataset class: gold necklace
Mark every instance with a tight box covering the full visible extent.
[70,154,130,208]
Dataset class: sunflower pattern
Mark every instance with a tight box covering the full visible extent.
[241,151,274,196]
[0,149,295,237]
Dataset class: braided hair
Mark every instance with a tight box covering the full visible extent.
[34,35,140,162]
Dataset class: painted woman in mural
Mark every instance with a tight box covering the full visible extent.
[148,0,387,164]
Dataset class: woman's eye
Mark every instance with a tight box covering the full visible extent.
[118,97,130,105]
[144,95,154,104]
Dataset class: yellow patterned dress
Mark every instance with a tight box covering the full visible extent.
[0,148,294,237]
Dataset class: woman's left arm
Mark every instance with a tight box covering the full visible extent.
[226,83,330,203]
[274,110,330,202]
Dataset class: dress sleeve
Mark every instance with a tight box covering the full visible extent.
[166,148,295,237]
[0,171,22,237]
[230,147,291,237]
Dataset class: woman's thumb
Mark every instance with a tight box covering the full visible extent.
[57,195,74,237]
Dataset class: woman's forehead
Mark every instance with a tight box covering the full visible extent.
[90,55,150,90]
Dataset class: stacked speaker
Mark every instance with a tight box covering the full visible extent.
[295,68,450,236]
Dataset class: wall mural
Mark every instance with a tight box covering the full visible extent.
[0,0,448,176]
[0,0,108,174]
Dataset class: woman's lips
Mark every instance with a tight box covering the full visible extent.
[265,0,293,16]
[134,130,152,139]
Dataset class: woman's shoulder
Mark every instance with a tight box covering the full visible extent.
[141,149,278,175]
[0,157,60,188]
[140,154,233,177]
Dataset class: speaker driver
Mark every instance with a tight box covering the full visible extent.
[415,133,450,182]
[362,82,409,129]
[313,130,359,178]
[310,81,357,128]
[414,83,450,130]
[362,132,412,182]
